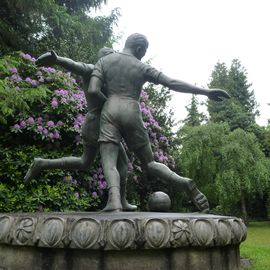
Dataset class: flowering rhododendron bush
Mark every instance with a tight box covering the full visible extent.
[0,52,176,212]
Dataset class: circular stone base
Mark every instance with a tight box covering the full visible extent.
[0,212,246,270]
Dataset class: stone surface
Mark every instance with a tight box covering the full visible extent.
[0,212,247,270]
[0,212,246,250]
[240,258,252,269]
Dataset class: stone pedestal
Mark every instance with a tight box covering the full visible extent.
[0,212,246,270]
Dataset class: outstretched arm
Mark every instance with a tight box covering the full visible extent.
[158,73,230,101]
[36,51,93,76]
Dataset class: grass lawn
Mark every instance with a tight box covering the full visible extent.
[240,221,270,270]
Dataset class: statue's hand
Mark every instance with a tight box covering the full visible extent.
[207,89,230,101]
[36,50,58,66]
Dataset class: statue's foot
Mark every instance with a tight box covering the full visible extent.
[187,180,209,213]
[24,158,42,181]
[100,187,123,212]
[122,200,137,211]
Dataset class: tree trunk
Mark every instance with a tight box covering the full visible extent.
[240,189,248,224]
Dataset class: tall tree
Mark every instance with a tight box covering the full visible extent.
[0,0,118,63]
[182,95,206,127]
[216,129,270,221]
[208,59,259,131]
[177,123,270,221]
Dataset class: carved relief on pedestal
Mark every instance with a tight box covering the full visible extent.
[14,217,36,245]
[0,213,247,250]
[107,219,136,249]
[0,216,12,243]
[144,219,170,249]
[215,219,232,246]
[190,219,214,246]
[171,220,192,247]
[39,217,65,247]
[230,218,247,244]
[70,218,100,249]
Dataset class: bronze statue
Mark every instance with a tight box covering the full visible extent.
[24,49,136,211]
[88,33,230,212]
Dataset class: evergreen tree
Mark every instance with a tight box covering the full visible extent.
[183,95,206,127]
[208,59,259,131]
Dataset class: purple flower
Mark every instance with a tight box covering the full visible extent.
[20,121,26,127]
[51,99,58,108]
[36,71,42,76]
[27,117,34,124]
[54,132,60,139]
[20,53,31,60]
[74,124,80,130]
[25,77,32,83]
[60,97,67,104]
[158,155,165,162]
[47,120,54,127]
[43,128,48,135]
[48,132,54,139]
[56,120,64,126]
[8,67,17,73]
[37,117,43,124]
[20,53,35,62]
[38,77,44,83]
[37,125,43,132]
[92,192,98,198]
[31,80,38,86]
[159,136,168,142]
[74,192,80,198]
[47,67,56,73]
[13,124,20,129]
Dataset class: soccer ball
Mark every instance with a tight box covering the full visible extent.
[148,191,171,212]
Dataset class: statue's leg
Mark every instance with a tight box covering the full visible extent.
[117,143,137,211]
[24,143,98,181]
[100,142,122,212]
[134,143,209,213]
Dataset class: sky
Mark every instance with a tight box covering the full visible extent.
[92,0,270,127]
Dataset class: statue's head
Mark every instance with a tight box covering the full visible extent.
[98,47,115,59]
[124,33,149,60]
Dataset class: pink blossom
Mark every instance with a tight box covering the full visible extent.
[25,77,32,83]
[8,67,17,73]
[47,120,54,127]
[54,132,60,139]
[13,124,20,129]
[31,80,38,86]
[37,125,43,132]
[37,117,43,124]
[56,121,64,126]
[51,99,58,108]
[92,192,98,198]
[20,121,26,127]
[27,117,34,124]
